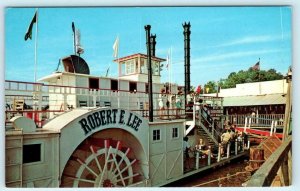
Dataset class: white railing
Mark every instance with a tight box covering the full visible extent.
[227,114,285,127]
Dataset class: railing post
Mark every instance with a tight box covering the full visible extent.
[242,137,245,152]
[244,117,248,132]
[217,143,221,162]
[208,146,211,166]
[227,142,230,158]
[247,140,250,149]
[196,151,199,170]
[270,120,274,136]
[235,139,238,155]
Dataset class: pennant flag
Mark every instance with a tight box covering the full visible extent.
[196,85,201,94]
[252,61,260,71]
[24,11,37,41]
[72,22,75,33]
[205,87,210,94]
[105,66,110,77]
[113,36,119,58]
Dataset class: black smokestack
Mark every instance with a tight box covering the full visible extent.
[183,22,191,104]
[150,34,156,57]
[145,25,154,122]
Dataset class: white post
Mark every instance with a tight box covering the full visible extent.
[274,121,278,134]
[217,143,221,162]
[235,139,238,155]
[248,116,252,128]
[196,151,199,169]
[244,117,248,132]
[208,146,211,166]
[242,137,245,152]
[226,143,230,158]
[193,105,196,123]
[247,140,250,149]
[270,120,274,136]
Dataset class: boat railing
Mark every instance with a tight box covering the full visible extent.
[5,80,188,126]
[246,136,292,186]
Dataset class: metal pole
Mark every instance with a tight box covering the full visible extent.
[145,25,153,122]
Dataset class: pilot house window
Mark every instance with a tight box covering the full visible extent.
[125,60,135,74]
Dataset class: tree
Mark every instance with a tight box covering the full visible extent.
[204,68,283,90]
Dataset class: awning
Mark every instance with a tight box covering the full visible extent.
[223,94,286,107]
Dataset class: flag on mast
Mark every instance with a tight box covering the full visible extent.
[113,36,119,58]
[25,11,38,41]
[252,60,260,71]
[166,49,170,69]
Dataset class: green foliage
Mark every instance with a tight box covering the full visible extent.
[204,68,283,90]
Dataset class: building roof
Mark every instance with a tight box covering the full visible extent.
[223,93,286,107]
[113,53,166,63]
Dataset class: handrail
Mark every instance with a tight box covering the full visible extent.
[246,136,292,186]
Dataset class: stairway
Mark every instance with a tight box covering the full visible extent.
[197,126,217,148]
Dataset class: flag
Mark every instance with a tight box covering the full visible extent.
[196,85,201,94]
[166,51,170,69]
[113,36,119,58]
[24,11,37,41]
[72,22,75,33]
[252,61,260,70]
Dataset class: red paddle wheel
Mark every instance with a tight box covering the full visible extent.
[61,137,141,187]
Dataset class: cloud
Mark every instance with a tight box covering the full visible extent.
[213,35,283,48]
[192,49,282,64]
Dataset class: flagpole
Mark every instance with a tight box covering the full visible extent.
[34,8,38,83]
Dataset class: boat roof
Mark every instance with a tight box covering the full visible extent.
[113,53,166,63]
[38,71,117,82]
[223,93,286,107]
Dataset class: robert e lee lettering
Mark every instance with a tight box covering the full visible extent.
[79,109,143,135]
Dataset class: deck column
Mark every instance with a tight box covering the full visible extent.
[235,139,238,155]
[217,143,221,162]
[208,146,211,166]
[196,152,199,169]
[227,142,230,158]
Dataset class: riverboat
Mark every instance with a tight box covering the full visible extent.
[5,22,250,187]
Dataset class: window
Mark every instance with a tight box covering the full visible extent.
[23,144,41,164]
[129,82,137,92]
[172,127,179,138]
[89,78,99,89]
[152,61,160,75]
[153,129,161,141]
[140,59,147,74]
[111,80,118,91]
[125,60,135,74]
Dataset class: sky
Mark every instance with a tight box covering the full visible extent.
[5,7,292,87]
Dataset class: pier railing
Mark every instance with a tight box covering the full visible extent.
[227,114,285,127]
[246,136,292,186]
